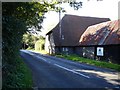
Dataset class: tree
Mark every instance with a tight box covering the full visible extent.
[35,38,45,51]
[2,2,56,63]
[22,32,41,49]
[2,2,56,88]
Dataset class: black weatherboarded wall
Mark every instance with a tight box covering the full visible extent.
[54,45,120,64]
[97,45,120,64]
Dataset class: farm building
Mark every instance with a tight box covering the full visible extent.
[44,14,120,63]
[79,19,120,63]
[45,14,110,54]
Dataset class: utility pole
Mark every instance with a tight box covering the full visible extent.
[59,2,62,53]
[58,1,82,53]
[59,9,62,40]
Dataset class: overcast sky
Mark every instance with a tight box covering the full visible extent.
[41,0,120,36]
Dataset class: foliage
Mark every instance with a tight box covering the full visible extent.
[55,54,120,71]
[22,33,40,49]
[36,50,48,54]
[35,39,45,51]
[2,2,56,88]
[2,2,56,30]
[2,56,33,88]
[22,32,45,50]
[2,15,31,88]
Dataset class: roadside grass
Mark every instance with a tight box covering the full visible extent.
[55,54,120,71]
[24,46,48,55]
[16,57,33,88]
[28,49,48,55]
[34,50,48,54]
[3,56,33,88]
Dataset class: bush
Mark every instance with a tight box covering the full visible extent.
[27,47,34,50]
[2,2,56,88]
[2,16,28,88]
[35,39,45,51]
[2,57,33,88]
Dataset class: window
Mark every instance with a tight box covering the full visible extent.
[62,47,68,52]
[62,35,64,40]
[66,48,68,51]
[62,47,65,51]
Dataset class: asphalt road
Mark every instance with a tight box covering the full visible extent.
[20,50,120,89]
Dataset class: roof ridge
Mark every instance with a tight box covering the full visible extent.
[64,14,110,19]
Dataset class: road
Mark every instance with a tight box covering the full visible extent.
[20,50,120,89]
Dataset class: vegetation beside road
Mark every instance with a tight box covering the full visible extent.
[2,2,56,88]
[22,33,45,50]
[26,50,120,72]
[3,57,33,88]
[32,50,120,72]
[55,54,120,71]
[33,50,48,54]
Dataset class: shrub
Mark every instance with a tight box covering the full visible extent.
[35,39,45,51]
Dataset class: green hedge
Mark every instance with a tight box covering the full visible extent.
[2,16,33,88]
[35,39,44,51]
[3,56,33,88]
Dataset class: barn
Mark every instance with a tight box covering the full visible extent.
[45,14,110,55]
[79,20,120,64]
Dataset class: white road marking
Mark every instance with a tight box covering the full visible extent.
[54,64,90,79]
[22,50,51,63]
[36,56,47,62]
[22,50,90,78]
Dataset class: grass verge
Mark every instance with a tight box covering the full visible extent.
[34,50,48,54]
[16,56,33,88]
[3,56,33,88]
[55,54,120,72]
[28,49,48,55]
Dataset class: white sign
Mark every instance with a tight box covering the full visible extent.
[97,47,104,56]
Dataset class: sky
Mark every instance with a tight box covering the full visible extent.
[41,0,120,36]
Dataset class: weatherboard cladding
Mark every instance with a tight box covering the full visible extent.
[80,20,120,45]
[47,14,110,46]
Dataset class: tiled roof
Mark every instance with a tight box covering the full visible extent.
[79,20,120,45]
